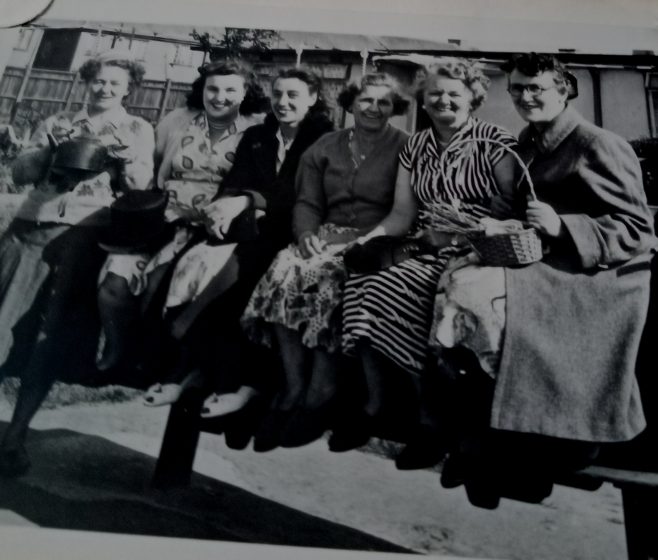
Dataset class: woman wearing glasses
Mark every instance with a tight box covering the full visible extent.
[434,53,656,453]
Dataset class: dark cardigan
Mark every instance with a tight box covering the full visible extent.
[221,111,334,250]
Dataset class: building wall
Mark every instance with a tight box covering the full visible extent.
[600,70,650,140]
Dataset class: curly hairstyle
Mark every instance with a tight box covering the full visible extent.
[337,73,410,116]
[417,58,490,111]
[500,53,577,99]
[78,58,146,93]
[186,59,269,116]
[272,67,331,117]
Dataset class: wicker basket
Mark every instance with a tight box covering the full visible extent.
[437,137,544,266]
[467,227,543,266]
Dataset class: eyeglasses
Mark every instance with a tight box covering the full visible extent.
[507,84,556,98]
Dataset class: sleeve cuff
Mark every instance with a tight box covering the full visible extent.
[560,214,605,268]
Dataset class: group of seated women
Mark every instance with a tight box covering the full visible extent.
[0,48,654,479]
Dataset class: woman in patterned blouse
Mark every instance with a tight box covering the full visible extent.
[335,59,518,466]
[0,50,154,475]
[103,60,269,405]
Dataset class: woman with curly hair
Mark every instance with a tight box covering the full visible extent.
[336,59,518,464]
[141,67,333,412]
[97,60,267,381]
[0,50,154,475]
[240,73,409,449]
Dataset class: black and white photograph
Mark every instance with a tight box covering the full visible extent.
[0,1,656,558]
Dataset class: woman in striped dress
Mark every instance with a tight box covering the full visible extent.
[336,59,518,462]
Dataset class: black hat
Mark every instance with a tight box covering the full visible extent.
[99,190,169,254]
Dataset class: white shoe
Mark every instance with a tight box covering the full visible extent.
[143,370,203,407]
[200,387,257,418]
[142,383,183,407]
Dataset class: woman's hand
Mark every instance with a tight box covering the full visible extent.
[297,232,326,259]
[526,200,564,238]
[490,195,514,219]
[204,196,250,240]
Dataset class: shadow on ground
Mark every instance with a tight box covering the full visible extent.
[0,421,412,553]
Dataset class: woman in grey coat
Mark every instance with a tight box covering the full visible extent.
[434,53,656,443]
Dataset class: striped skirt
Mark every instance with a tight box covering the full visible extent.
[341,249,455,376]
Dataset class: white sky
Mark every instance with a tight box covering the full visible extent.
[7,0,657,54]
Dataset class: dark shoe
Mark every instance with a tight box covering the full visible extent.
[0,446,31,478]
[440,452,468,489]
[395,426,448,471]
[465,479,501,510]
[280,401,335,448]
[252,409,293,453]
[223,395,267,451]
[327,412,374,453]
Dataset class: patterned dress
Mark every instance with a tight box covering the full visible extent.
[341,118,516,376]
[241,126,409,353]
[100,111,249,304]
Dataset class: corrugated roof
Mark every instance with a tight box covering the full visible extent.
[34,21,457,52]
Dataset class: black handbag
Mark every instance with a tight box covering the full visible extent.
[224,207,260,242]
[343,236,421,274]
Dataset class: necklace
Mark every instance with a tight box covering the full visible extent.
[348,127,386,168]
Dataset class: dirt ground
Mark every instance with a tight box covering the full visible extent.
[0,395,627,559]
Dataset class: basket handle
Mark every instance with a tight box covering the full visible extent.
[438,137,537,201]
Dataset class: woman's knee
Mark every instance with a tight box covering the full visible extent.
[98,272,133,306]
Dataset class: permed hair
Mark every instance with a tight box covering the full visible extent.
[186,59,269,116]
[337,73,410,116]
[271,67,331,117]
[500,53,575,98]
[78,58,146,93]
[418,58,490,111]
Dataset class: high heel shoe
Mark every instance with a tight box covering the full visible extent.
[327,411,375,453]
[200,386,257,418]
[252,409,294,452]
[143,369,203,407]
[280,400,336,448]
[394,425,449,471]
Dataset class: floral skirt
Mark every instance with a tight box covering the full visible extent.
[241,223,358,352]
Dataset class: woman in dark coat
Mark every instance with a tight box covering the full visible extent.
[146,68,333,415]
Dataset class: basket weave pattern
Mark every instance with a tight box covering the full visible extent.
[437,137,543,267]
[467,228,543,266]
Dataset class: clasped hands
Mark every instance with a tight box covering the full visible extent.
[296,230,356,259]
[203,195,252,240]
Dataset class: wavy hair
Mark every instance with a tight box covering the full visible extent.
[337,72,410,116]
[78,58,146,93]
[272,67,331,118]
[417,58,490,111]
[500,53,577,99]
[186,59,269,115]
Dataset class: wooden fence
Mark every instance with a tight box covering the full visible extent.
[0,63,349,140]
[0,66,192,140]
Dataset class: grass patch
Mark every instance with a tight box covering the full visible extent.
[0,377,140,410]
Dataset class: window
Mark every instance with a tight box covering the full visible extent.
[33,29,82,71]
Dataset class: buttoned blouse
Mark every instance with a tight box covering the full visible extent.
[15,106,154,225]
[293,125,410,239]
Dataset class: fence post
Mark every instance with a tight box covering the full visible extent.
[9,42,39,124]
[64,72,79,112]
[157,78,172,122]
